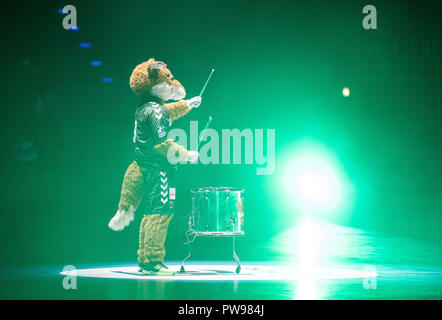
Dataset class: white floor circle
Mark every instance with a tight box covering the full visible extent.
[60,263,377,281]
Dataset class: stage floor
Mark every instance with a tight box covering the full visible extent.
[0,261,440,299]
[1,220,442,299]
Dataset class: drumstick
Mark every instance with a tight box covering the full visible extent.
[198,116,213,150]
[199,69,215,97]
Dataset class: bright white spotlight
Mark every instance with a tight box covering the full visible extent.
[342,87,350,97]
[277,141,352,216]
[288,155,342,214]
[295,169,334,207]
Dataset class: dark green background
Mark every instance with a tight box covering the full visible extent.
[0,0,441,268]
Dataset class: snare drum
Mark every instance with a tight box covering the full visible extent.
[190,187,244,236]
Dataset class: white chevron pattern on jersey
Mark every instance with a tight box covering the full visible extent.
[160,171,168,204]
[153,105,162,120]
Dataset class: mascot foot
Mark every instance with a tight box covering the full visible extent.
[139,262,176,275]
[108,206,135,231]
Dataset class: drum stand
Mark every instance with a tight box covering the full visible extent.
[232,236,241,274]
[180,235,241,274]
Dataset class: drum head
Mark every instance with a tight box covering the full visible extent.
[190,186,244,236]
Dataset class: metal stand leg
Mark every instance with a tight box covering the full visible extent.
[180,244,192,273]
[233,237,241,274]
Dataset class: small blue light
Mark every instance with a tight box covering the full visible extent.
[90,60,103,67]
[102,77,113,83]
[79,42,91,48]
[57,8,71,14]
[69,26,80,31]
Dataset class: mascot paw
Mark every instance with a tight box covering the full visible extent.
[187,96,202,110]
[108,207,135,231]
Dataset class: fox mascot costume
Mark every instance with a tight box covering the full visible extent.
[108,58,201,274]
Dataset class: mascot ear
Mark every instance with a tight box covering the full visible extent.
[149,63,166,71]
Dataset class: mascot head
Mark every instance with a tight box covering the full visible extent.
[129,58,186,101]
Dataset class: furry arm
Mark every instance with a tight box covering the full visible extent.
[154,139,189,162]
[164,100,190,121]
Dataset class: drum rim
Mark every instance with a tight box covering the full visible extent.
[191,186,244,192]
[192,231,245,237]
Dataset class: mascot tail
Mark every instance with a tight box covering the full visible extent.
[108,161,144,231]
